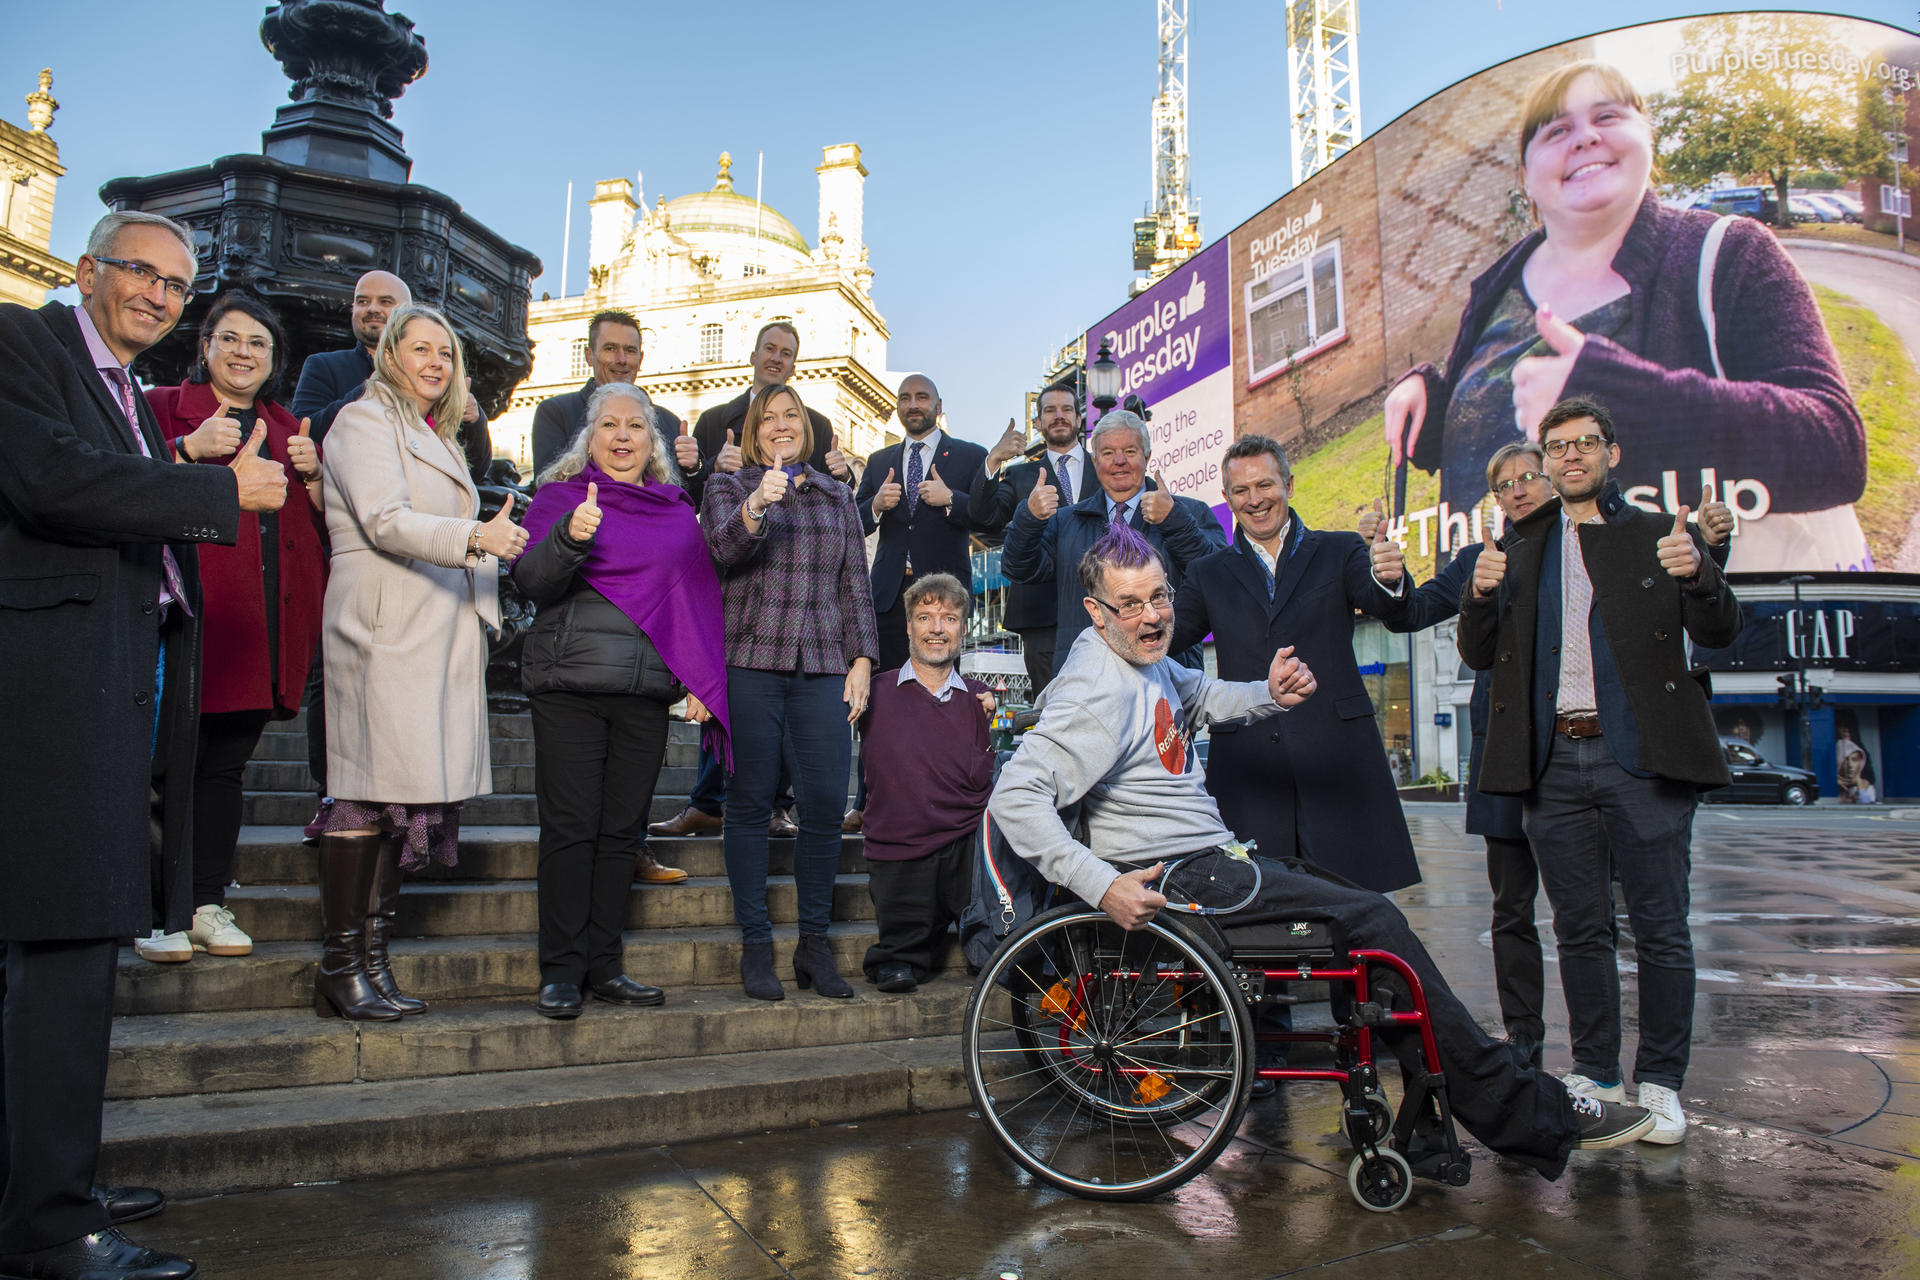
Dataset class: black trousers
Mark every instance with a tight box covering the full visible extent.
[863,831,973,981]
[1485,835,1545,1041]
[1018,626,1056,693]
[0,938,117,1252]
[1218,856,1578,1177]
[302,639,326,797]
[530,690,670,986]
[192,709,273,907]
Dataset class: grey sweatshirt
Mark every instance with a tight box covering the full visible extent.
[988,626,1284,910]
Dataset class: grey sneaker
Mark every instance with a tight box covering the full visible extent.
[1561,1070,1628,1104]
[1572,1093,1656,1149]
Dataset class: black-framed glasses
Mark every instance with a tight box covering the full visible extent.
[1090,588,1173,621]
[1493,470,1545,494]
[1543,434,1608,459]
[93,256,193,303]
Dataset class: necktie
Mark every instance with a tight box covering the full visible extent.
[1112,500,1131,526]
[1055,456,1074,506]
[106,369,193,619]
[904,442,923,515]
[1558,521,1596,713]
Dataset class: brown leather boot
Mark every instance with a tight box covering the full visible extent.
[365,834,427,1014]
[314,832,403,1020]
[647,806,722,838]
[633,850,688,884]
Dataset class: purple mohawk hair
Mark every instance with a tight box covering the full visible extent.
[1078,519,1164,598]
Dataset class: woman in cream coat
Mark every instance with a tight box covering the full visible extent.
[310,302,528,1019]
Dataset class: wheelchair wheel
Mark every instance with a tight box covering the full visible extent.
[963,905,1254,1201]
[1347,1148,1413,1212]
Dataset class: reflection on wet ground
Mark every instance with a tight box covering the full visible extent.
[141,813,1920,1278]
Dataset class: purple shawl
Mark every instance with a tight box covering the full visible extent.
[520,464,732,770]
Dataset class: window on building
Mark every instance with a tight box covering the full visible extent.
[569,338,590,380]
[700,323,723,363]
[1881,184,1912,218]
[743,263,766,277]
[1245,239,1345,385]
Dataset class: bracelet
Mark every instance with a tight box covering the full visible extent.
[177,439,195,464]
[467,522,483,556]
[746,501,766,522]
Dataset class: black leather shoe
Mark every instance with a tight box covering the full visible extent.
[873,963,917,993]
[588,974,666,1006]
[535,982,583,1019]
[95,1183,165,1225]
[0,1227,195,1279]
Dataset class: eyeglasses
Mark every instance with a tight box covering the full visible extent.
[1090,588,1173,621]
[1493,470,1545,494]
[210,331,273,357]
[1543,435,1608,459]
[92,257,193,303]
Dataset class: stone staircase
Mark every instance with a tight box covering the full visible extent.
[100,711,977,1197]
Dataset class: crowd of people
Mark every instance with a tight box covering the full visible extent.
[0,62,1761,1272]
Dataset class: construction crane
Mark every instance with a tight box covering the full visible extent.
[1130,0,1202,295]
[1287,0,1362,187]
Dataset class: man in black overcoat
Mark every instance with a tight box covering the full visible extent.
[527,308,693,484]
[0,212,287,1279]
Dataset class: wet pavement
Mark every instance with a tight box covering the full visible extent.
[134,806,1920,1278]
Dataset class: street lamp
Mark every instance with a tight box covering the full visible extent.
[1087,340,1121,416]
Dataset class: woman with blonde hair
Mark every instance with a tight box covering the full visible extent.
[307,303,527,1019]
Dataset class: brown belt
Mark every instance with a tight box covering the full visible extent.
[1555,714,1603,739]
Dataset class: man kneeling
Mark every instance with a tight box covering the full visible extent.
[987,523,1654,1178]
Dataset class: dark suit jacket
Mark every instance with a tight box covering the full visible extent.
[1170,520,1420,893]
[855,433,990,613]
[1459,484,1741,793]
[1001,479,1225,667]
[687,389,836,508]
[0,302,242,939]
[529,378,685,486]
[291,345,492,482]
[967,454,1074,633]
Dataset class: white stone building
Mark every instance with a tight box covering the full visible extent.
[0,70,75,308]
[496,144,900,471]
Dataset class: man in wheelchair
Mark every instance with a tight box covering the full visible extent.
[987,523,1656,1179]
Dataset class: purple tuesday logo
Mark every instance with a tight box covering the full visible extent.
[1091,241,1233,406]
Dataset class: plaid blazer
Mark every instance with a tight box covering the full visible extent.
[703,464,880,675]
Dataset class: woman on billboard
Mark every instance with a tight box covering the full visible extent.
[1383,59,1869,571]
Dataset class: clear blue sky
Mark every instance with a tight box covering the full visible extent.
[8,2,1914,444]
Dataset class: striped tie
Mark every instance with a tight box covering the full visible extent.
[1055,457,1074,505]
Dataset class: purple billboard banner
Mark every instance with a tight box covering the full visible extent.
[1084,239,1232,409]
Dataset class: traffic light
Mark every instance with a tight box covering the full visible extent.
[1776,673,1797,709]
[1808,684,1825,709]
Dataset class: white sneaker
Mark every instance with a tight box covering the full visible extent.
[1560,1071,1628,1104]
[134,930,192,964]
[1636,1082,1688,1144]
[188,903,253,957]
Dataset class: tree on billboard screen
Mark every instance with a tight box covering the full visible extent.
[1649,13,1886,227]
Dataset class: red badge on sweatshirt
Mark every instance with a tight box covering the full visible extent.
[1153,697,1186,774]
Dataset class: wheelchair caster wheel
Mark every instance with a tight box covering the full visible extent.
[1362,1093,1393,1143]
[1443,1158,1473,1187]
[1347,1148,1413,1212]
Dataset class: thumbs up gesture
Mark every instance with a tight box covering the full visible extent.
[183,400,244,462]
[985,417,1026,471]
[1471,527,1508,598]
[1140,470,1175,524]
[286,418,320,481]
[1511,304,1588,435]
[1657,506,1700,580]
[1697,482,1734,546]
[873,466,904,513]
[824,446,852,481]
[474,495,529,560]
[918,463,953,510]
[1369,512,1404,585]
[1026,463,1061,520]
[673,419,700,470]
[569,481,603,543]
[1356,496,1385,542]
[230,423,287,512]
[752,461,791,514]
[715,428,743,474]
[1097,861,1167,930]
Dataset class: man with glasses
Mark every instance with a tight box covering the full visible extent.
[990,521,1659,1178]
[1460,396,1741,1147]
[1001,408,1224,671]
[529,309,697,486]
[0,210,289,1280]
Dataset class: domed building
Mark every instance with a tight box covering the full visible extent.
[497,144,900,472]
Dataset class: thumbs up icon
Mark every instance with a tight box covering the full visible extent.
[1178,271,1207,321]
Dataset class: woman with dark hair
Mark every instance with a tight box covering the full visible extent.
[511,382,731,1018]
[144,292,327,964]
[1384,58,1868,572]
[703,382,878,1001]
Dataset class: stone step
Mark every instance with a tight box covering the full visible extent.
[107,973,972,1101]
[239,760,699,795]
[100,1032,976,1199]
[115,923,885,1016]
[249,732,702,770]
[228,825,867,885]
[219,874,875,943]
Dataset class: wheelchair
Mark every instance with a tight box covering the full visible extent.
[960,850,1473,1210]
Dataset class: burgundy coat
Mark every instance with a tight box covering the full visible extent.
[149,380,327,717]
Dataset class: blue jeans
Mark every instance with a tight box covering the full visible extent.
[723,668,851,943]
[1523,733,1697,1090]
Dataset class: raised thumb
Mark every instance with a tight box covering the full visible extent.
[297,417,312,438]
[1536,305,1584,357]
[1371,496,1383,515]
[1701,482,1715,509]
[228,423,266,467]
[586,481,598,506]
[1484,527,1498,551]
[885,468,896,484]
[490,497,515,523]
[1672,505,1690,536]
[927,464,941,482]
[1153,470,1167,490]
[726,429,736,445]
